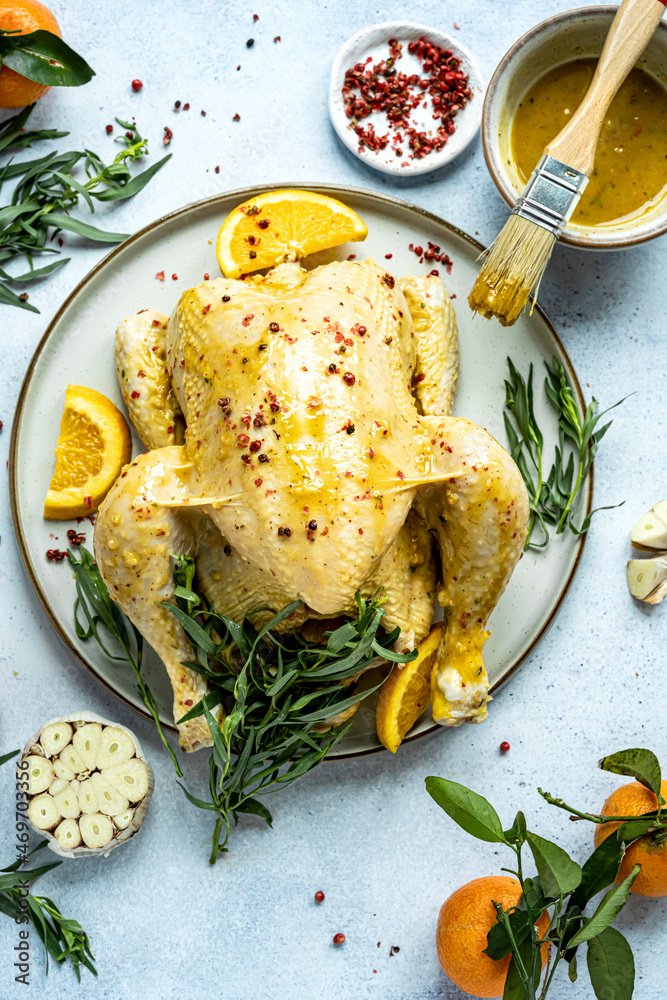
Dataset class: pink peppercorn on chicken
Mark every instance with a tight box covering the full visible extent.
[94,258,529,751]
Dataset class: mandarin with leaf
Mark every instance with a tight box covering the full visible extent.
[594,780,667,898]
[436,876,550,999]
[0,0,61,108]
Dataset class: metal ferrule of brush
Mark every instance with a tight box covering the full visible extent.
[511,155,589,238]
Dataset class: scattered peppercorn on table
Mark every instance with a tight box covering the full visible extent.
[1,1,666,998]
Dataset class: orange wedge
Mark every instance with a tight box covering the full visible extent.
[376,624,443,753]
[44,385,132,520]
[215,189,368,279]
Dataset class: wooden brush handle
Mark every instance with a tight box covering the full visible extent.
[545,0,666,175]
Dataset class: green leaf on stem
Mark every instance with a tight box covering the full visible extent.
[568,864,640,948]
[525,830,582,898]
[569,955,578,983]
[0,30,94,87]
[615,817,659,843]
[586,926,635,1000]
[45,212,129,243]
[569,835,624,913]
[424,777,506,843]
[598,748,662,798]
[504,810,527,846]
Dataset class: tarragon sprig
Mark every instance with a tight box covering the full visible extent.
[67,546,182,777]
[0,756,96,979]
[164,556,414,863]
[0,105,170,312]
[503,356,627,549]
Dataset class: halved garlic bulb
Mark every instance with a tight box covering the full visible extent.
[20,712,154,858]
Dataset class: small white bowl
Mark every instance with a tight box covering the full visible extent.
[329,21,484,177]
[482,6,667,250]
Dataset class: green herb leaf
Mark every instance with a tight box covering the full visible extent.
[0,105,167,311]
[503,809,527,846]
[569,835,624,913]
[504,357,624,548]
[0,749,19,767]
[425,777,506,843]
[568,865,640,948]
[45,211,129,243]
[0,30,94,87]
[569,955,578,983]
[598,748,662,798]
[586,926,635,1000]
[525,830,582,898]
[615,817,659,842]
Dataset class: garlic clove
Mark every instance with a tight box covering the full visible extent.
[72,722,101,771]
[49,777,70,797]
[77,778,99,814]
[28,793,61,830]
[102,758,149,803]
[23,755,54,795]
[53,786,81,820]
[112,808,135,831]
[90,772,129,817]
[54,818,82,851]
[58,744,86,775]
[631,502,667,551]
[96,726,135,770]
[53,757,76,781]
[627,556,667,602]
[79,813,114,850]
[39,721,73,757]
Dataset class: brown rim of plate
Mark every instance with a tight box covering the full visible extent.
[8,181,592,761]
[481,5,667,251]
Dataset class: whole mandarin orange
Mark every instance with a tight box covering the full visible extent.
[436,875,550,999]
[0,0,61,109]
[594,780,667,898]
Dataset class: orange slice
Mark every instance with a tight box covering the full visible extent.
[215,189,368,279]
[44,385,132,520]
[376,624,443,754]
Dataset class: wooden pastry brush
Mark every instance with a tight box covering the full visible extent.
[468,0,666,327]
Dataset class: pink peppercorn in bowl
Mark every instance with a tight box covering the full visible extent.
[328,22,484,177]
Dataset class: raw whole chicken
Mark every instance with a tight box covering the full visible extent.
[94,258,529,751]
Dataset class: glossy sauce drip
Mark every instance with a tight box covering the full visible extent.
[511,59,667,226]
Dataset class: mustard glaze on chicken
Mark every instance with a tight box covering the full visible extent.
[94,258,529,751]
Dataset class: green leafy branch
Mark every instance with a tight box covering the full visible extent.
[504,357,627,549]
[0,757,96,979]
[0,105,170,312]
[165,555,412,863]
[67,545,182,776]
[426,746,663,1000]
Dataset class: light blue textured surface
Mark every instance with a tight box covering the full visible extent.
[1,1,666,997]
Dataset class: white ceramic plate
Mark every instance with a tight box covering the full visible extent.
[329,22,484,177]
[9,184,590,758]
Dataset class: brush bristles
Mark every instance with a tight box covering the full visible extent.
[468,215,557,327]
